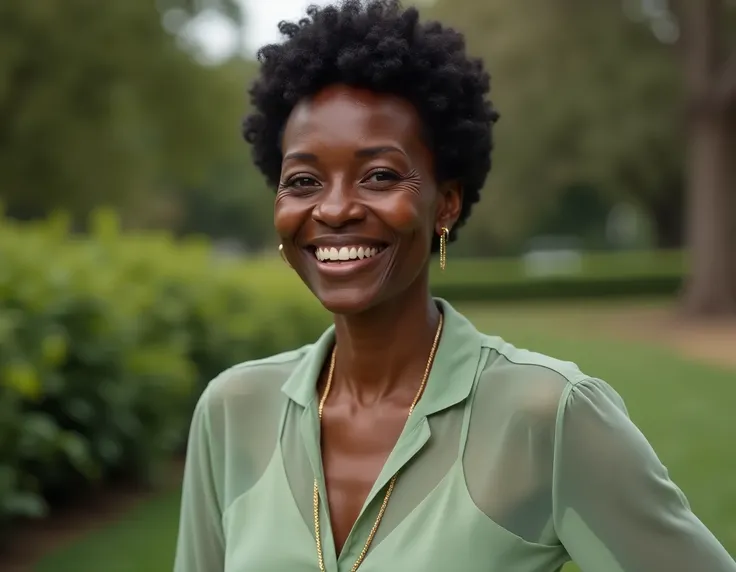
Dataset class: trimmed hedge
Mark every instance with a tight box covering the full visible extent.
[0,212,328,528]
[432,275,682,301]
[428,251,686,301]
[248,250,686,302]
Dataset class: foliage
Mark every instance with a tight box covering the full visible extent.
[168,58,279,253]
[0,0,252,232]
[0,211,328,528]
[425,0,685,250]
[426,0,736,312]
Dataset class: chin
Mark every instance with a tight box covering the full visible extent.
[312,286,382,316]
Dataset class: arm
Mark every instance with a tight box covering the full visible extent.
[553,377,735,572]
[173,386,225,572]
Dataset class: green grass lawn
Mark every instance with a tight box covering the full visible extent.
[34,301,736,571]
[34,489,183,572]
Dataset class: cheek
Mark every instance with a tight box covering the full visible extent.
[377,184,433,235]
[273,193,310,238]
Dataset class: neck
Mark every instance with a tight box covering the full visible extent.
[330,274,441,403]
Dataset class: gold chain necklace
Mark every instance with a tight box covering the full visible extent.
[313,312,444,572]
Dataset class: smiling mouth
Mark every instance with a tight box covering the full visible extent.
[310,245,388,263]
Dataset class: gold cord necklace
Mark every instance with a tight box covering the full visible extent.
[313,312,444,572]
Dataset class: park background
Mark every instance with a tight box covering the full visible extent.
[1,0,735,570]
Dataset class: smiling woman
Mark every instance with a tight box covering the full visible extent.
[273,85,466,313]
[172,2,736,572]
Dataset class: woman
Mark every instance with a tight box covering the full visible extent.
[173,1,735,570]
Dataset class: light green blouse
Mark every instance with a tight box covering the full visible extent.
[173,299,735,572]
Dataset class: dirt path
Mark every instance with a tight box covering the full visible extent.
[599,305,736,370]
[469,299,736,370]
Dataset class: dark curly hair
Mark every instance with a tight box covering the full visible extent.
[243,0,499,249]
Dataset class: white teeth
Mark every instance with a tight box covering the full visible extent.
[315,245,383,262]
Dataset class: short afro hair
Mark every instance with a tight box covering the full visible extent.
[243,0,500,248]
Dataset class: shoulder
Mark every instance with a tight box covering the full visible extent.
[197,345,313,414]
[474,335,607,425]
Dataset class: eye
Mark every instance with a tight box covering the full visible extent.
[285,175,320,189]
[363,169,400,185]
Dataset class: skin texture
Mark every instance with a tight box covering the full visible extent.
[274,84,462,553]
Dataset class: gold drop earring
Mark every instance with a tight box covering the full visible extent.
[278,244,292,268]
[439,227,450,272]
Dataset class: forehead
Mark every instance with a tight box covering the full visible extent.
[282,85,425,153]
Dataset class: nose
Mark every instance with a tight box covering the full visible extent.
[312,183,366,228]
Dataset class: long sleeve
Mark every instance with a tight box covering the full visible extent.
[173,385,226,572]
[553,377,735,572]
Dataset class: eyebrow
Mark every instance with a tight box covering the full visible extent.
[354,146,405,158]
[282,146,405,163]
[283,151,318,162]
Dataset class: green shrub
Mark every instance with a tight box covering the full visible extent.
[0,211,329,528]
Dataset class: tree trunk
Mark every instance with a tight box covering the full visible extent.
[681,108,736,315]
[678,0,736,316]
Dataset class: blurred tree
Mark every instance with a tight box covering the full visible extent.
[0,0,246,227]
[536,183,613,247]
[427,0,683,253]
[428,0,736,315]
[160,59,278,250]
[601,0,736,314]
[669,0,736,315]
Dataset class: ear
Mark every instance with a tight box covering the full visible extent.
[435,181,463,234]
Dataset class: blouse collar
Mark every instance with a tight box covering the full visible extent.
[280,298,483,416]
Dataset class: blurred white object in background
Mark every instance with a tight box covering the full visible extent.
[523,236,583,277]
